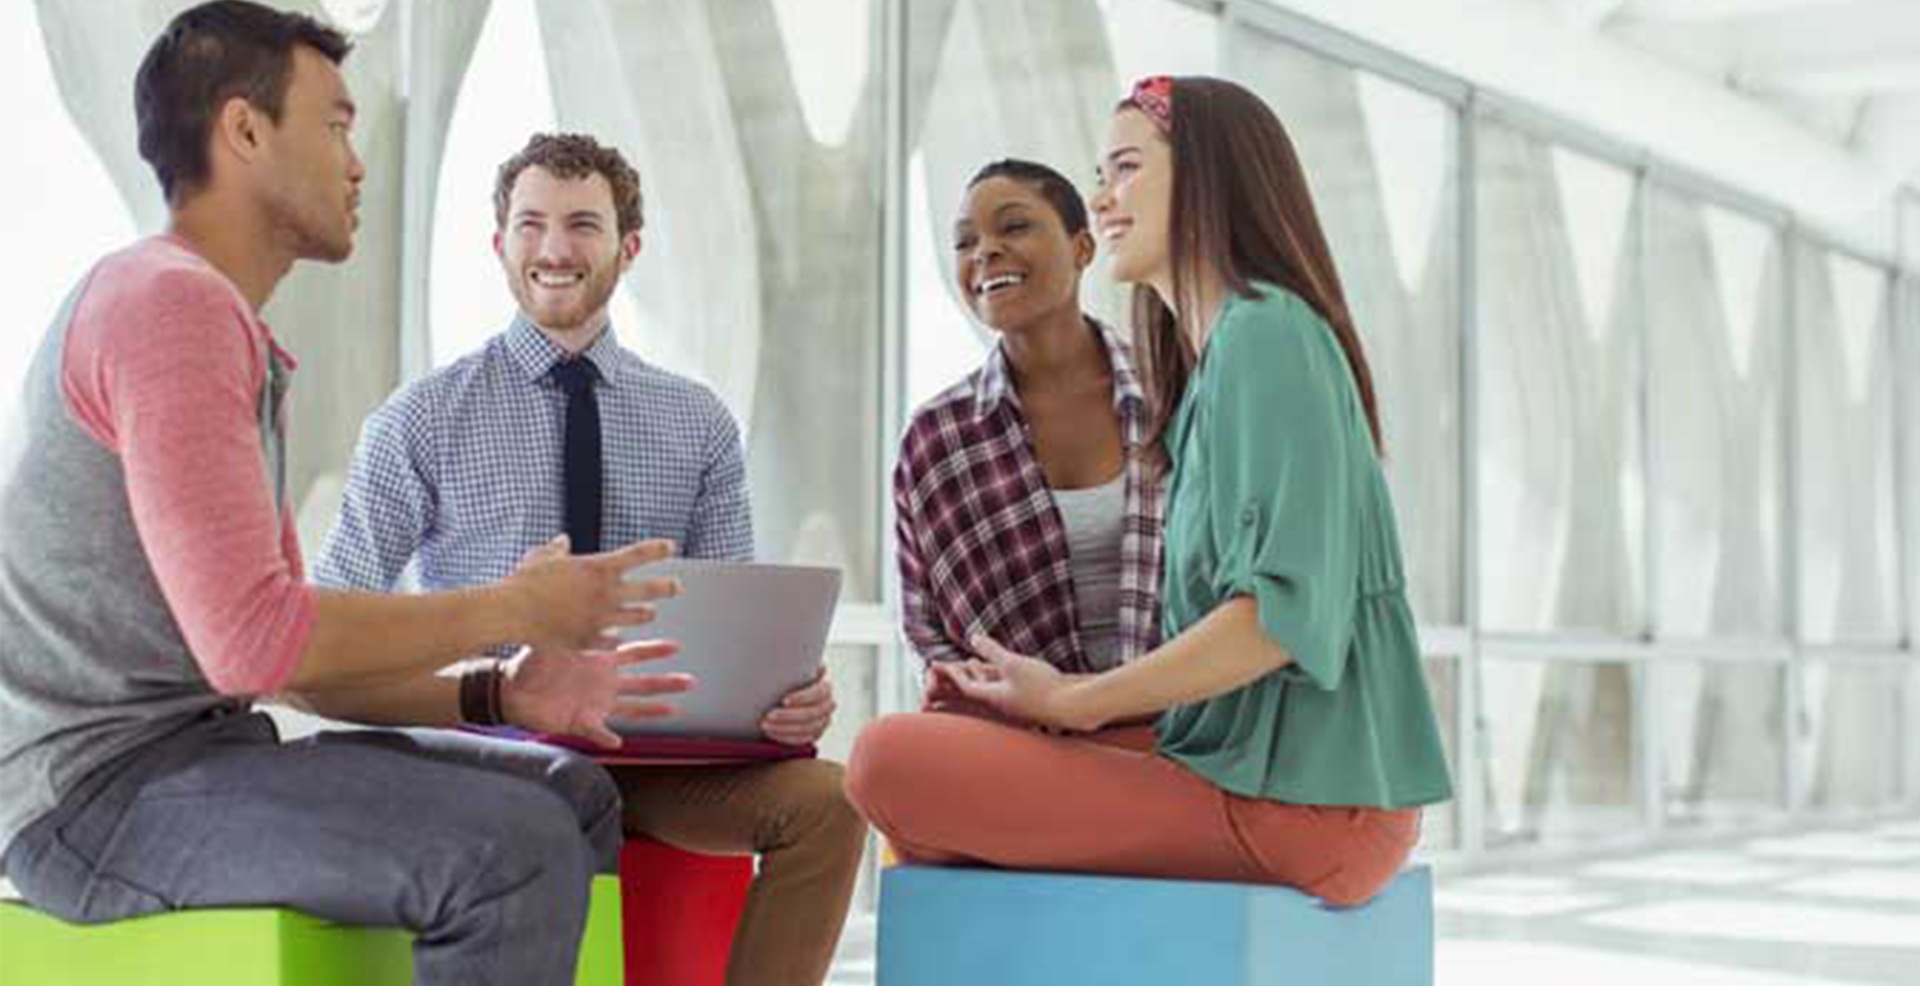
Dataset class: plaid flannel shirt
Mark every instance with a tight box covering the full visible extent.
[893,318,1163,673]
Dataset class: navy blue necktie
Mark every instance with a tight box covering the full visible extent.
[551,358,602,554]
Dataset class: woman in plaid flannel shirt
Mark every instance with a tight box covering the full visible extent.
[890,159,1163,697]
[848,79,1450,907]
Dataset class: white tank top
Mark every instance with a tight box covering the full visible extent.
[1052,472,1127,670]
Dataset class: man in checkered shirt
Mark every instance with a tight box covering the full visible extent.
[315,133,863,986]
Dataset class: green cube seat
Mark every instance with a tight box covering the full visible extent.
[0,874,625,986]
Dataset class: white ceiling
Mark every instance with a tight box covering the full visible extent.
[1551,0,1920,194]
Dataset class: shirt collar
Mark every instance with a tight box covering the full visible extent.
[1098,317,1148,412]
[971,336,1017,419]
[971,316,1145,422]
[504,314,627,388]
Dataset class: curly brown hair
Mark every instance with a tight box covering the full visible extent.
[492,133,644,236]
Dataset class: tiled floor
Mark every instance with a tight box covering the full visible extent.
[1436,818,1920,986]
[829,816,1920,984]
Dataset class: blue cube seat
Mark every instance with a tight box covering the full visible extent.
[878,864,1433,985]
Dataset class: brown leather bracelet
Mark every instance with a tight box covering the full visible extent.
[488,660,506,725]
[459,661,506,727]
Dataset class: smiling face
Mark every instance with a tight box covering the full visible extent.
[494,165,640,337]
[254,45,364,263]
[1089,108,1173,290]
[953,175,1093,335]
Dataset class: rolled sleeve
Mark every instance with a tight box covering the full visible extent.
[1203,297,1359,692]
[892,452,966,664]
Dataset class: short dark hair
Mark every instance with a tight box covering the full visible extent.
[135,1,351,205]
[966,158,1090,237]
[493,134,645,237]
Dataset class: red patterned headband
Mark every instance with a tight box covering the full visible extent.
[1130,75,1174,132]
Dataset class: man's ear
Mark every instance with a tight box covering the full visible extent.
[620,230,643,267]
[213,97,268,166]
[493,228,506,260]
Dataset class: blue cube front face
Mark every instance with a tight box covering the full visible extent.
[879,868,1252,984]
[1247,868,1434,985]
[877,866,1433,986]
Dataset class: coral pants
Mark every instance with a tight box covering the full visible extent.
[845,712,1418,907]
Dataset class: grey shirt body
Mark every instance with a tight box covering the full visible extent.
[0,255,280,865]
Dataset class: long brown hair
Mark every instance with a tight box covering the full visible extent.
[1121,76,1383,468]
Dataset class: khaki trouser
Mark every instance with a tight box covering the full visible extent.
[610,758,866,986]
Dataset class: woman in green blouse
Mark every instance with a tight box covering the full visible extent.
[844,75,1450,906]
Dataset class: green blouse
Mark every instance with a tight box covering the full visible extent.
[1154,283,1453,809]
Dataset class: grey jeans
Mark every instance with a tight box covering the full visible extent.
[2,710,621,986]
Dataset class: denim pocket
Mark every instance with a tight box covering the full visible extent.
[75,870,171,923]
[63,792,180,923]
[6,822,171,925]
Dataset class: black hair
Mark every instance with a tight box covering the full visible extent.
[135,0,352,204]
[966,158,1090,237]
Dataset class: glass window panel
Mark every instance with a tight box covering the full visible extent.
[1796,247,1898,643]
[769,0,871,147]
[1902,195,1920,272]
[320,0,390,33]
[817,644,885,937]
[1652,662,1786,828]
[1646,190,1786,638]
[818,644,880,766]
[704,0,887,598]
[1481,658,1642,847]
[1904,659,1920,805]
[1098,0,1221,80]
[1226,30,1464,625]
[1419,657,1461,853]
[1476,121,1645,633]
[1901,276,1920,641]
[906,156,989,411]
[0,1,137,413]
[1799,662,1903,812]
[1907,664,1920,806]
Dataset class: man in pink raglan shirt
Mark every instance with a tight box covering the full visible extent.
[0,4,689,983]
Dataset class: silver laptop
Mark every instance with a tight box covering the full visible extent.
[614,560,841,739]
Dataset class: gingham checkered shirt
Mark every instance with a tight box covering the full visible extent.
[315,316,751,594]
[893,318,1163,673]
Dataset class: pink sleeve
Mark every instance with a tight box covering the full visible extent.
[64,265,316,696]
